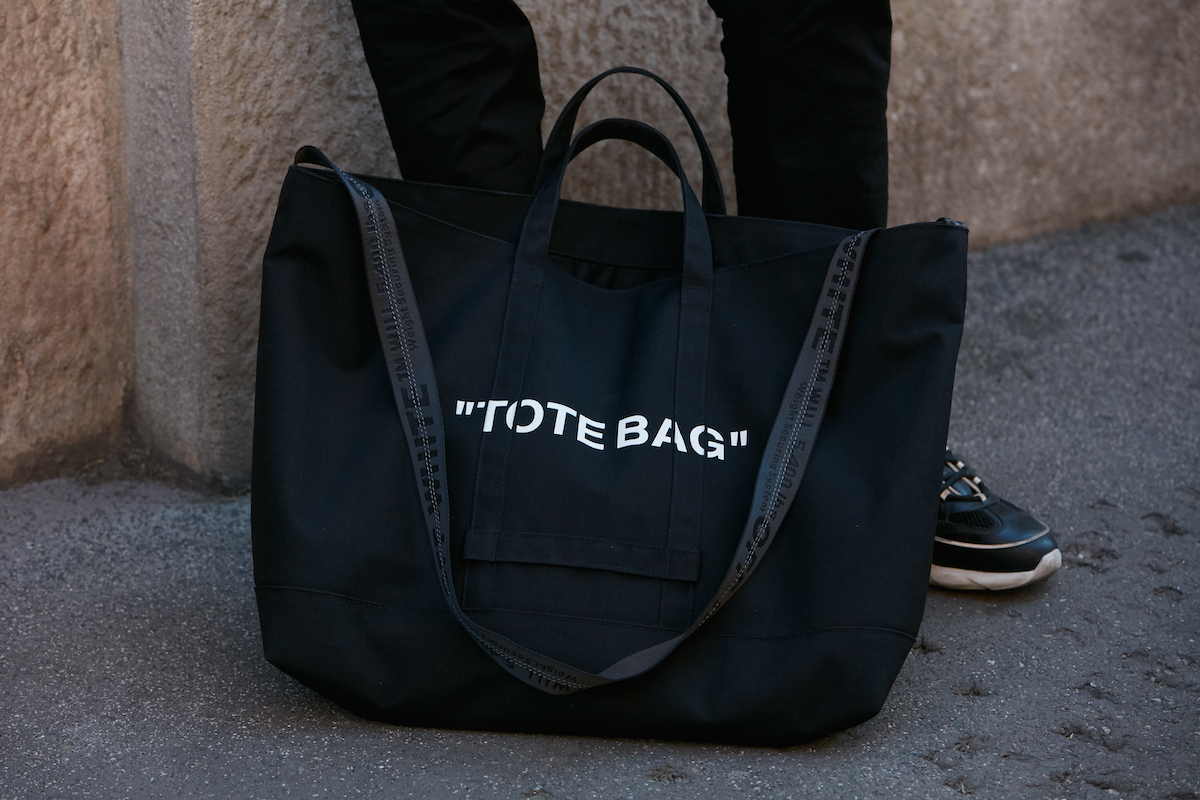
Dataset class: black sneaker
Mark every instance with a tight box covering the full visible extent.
[931,450,1062,591]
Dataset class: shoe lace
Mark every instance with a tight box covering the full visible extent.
[941,455,988,503]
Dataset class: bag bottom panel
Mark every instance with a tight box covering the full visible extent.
[256,586,915,746]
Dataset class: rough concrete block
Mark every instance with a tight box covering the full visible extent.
[0,0,132,485]
[121,0,397,487]
[888,0,1200,246]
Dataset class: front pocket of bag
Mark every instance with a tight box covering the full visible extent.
[460,529,699,628]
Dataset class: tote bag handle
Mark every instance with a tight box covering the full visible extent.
[535,66,727,215]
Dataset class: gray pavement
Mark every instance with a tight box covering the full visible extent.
[2,206,1198,799]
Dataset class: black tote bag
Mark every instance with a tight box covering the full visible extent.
[252,68,967,745]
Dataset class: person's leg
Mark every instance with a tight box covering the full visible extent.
[349,0,545,192]
[705,0,891,229]
[707,0,1059,590]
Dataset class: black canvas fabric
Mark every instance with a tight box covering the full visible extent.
[252,69,967,745]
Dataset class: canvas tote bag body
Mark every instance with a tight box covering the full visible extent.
[252,68,967,745]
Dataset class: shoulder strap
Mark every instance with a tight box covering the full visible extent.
[298,147,877,694]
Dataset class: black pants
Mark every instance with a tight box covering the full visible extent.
[349,0,891,230]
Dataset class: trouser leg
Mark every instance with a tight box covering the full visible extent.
[348,0,545,192]
[706,0,892,229]
[350,0,890,228]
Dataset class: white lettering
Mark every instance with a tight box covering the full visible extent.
[706,428,725,460]
[689,425,725,460]
[617,415,649,448]
[483,400,509,432]
[455,398,744,460]
[546,402,578,435]
[577,414,606,450]
[651,418,674,448]
[505,399,545,433]
[651,418,687,452]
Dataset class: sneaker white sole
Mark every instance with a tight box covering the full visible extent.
[929,548,1062,591]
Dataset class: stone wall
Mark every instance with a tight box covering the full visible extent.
[0,0,132,484]
[2,0,1197,486]
[888,0,1200,244]
[119,0,396,487]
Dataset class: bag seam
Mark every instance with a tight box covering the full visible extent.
[297,166,518,247]
[696,626,916,643]
[465,607,685,633]
[299,167,859,273]
[255,584,446,613]
[463,529,700,579]
[256,585,915,643]
[459,554,699,581]
[465,529,699,556]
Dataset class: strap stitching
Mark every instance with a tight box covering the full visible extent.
[701,231,864,625]
[257,586,915,642]
[345,172,590,691]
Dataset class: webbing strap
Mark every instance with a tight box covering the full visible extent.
[300,145,877,694]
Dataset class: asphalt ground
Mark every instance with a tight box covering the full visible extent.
[2,205,1198,799]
